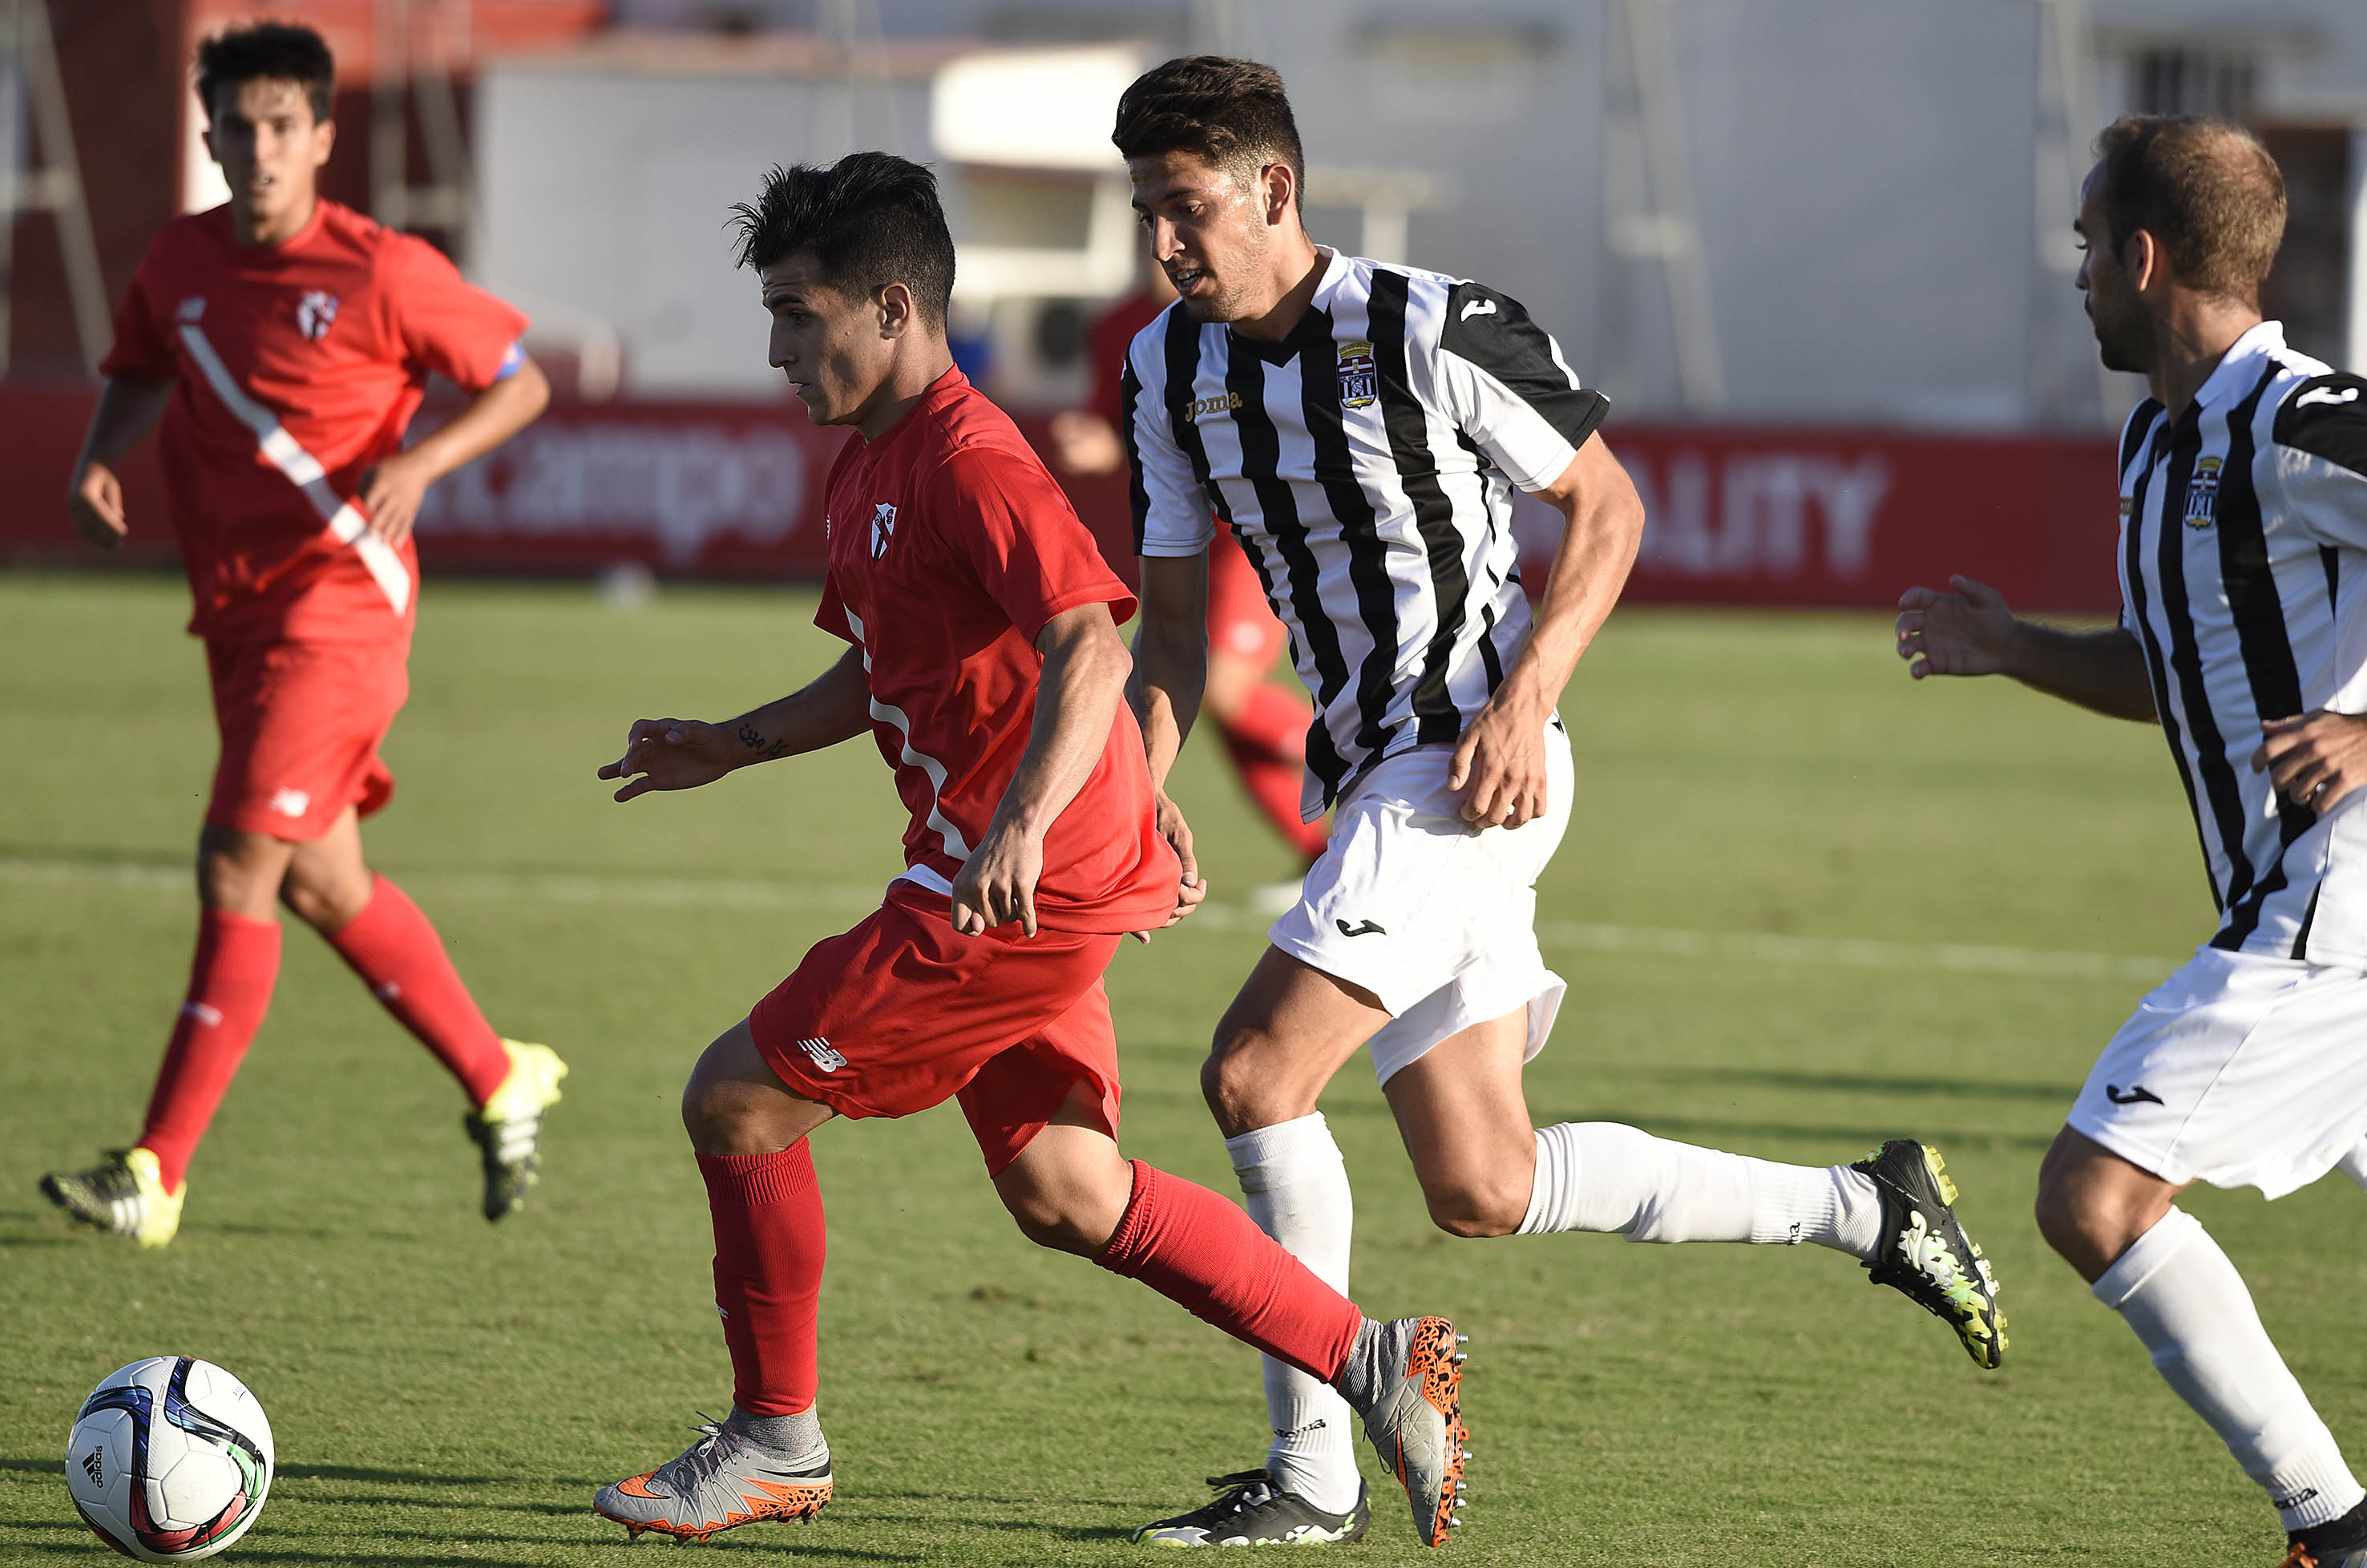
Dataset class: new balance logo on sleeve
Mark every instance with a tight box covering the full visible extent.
[1123,249,1607,819]
[797,1037,846,1073]
[2115,327,2367,968]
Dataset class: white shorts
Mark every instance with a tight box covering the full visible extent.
[2067,945,2367,1199]
[1267,719,1573,1086]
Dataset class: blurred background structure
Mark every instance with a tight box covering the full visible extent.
[6,0,2366,607]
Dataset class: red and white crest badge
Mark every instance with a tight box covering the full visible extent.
[870,502,898,560]
[296,290,339,342]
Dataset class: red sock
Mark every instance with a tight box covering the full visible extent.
[700,1142,824,1416]
[1220,683,1308,765]
[1095,1160,1362,1382]
[325,875,511,1106]
[1221,687,1330,863]
[138,911,283,1193]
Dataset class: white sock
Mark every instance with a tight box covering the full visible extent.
[2095,1206,2364,1531]
[1226,1113,1363,1516]
[1516,1122,1884,1259]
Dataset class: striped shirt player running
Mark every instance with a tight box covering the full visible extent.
[1903,116,2367,1568]
[1117,57,2005,1549]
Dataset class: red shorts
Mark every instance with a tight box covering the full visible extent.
[1210,529,1287,669]
[748,883,1125,1175]
[204,637,407,842]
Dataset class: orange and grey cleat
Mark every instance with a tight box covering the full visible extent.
[592,1414,830,1543]
[1333,1316,1468,1547]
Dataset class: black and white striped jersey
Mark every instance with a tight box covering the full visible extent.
[1123,247,1606,818]
[2117,320,2367,964]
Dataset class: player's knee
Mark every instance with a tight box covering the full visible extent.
[996,1185,1099,1256]
[1423,1174,1529,1239]
[2032,1153,2145,1275]
[1200,1030,1288,1138]
[679,1073,764,1151]
[278,863,368,932]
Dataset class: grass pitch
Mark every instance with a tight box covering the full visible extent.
[2,572,2359,1566]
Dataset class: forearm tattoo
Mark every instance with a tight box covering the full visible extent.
[738,721,794,761]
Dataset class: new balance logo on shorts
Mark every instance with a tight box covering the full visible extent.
[269,786,311,819]
[797,1037,846,1073]
[2105,1084,2164,1106]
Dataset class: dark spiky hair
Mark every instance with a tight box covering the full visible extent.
[729,153,955,325]
[1111,56,1303,211]
[196,21,335,126]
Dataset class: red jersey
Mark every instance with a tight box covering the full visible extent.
[100,200,528,645]
[818,367,1177,935]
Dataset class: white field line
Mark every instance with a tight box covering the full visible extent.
[0,856,2179,985]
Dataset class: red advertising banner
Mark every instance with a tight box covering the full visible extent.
[2,385,2123,614]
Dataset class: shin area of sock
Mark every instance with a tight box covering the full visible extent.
[1095,1159,1362,1384]
[2096,1206,2366,1532]
[138,910,283,1194]
[700,1141,826,1419]
[325,875,511,1105]
[1226,1116,1362,1513]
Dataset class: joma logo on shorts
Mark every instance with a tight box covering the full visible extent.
[797,1037,846,1073]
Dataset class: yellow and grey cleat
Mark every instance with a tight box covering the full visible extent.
[464,1040,568,1222]
[38,1147,184,1248]
[1852,1139,2006,1369]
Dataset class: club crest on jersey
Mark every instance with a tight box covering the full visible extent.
[2183,455,2222,529]
[296,290,339,342]
[870,502,898,560]
[1336,341,1378,409]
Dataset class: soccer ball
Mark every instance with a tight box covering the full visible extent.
[64,1357,274,1562]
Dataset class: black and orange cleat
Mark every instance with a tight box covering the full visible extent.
[2285,1498,2367,1567]
[592,1413,830,1543]
[1332,1316,1468,1547]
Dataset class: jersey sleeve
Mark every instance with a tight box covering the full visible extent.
[97,243,175,382]
[813,568,856,645]
[1434,280,1608,492]
[2272,373,2367,552]
[1123,317,1215,558]
[931,445,1136,640]
[385,234,531,392]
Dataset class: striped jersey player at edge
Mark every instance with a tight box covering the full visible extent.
[1117,56,2008,1548]
[589,153,1468,1551]
[40,22,563,1251]
[1903,115,2367,1568]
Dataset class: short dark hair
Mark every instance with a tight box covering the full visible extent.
[196,22,335,126]
[2094,114,2284,302]
[729,153,955,326]
[1111,56,1304,212]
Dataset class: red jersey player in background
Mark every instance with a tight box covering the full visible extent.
[590,154,1468,1550]
[1051,253,1329,895]
[41,22,563,1249]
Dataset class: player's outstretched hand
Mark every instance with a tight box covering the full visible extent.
[599,718,741,802]
[68,460,128,551]
[1133,790,1207,942]
[358,450,434,548]
[952,821,1043,938]
[1896,575,2022,679]
[1450,697,1549,829]
[2254,710,2367,814]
